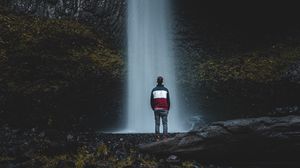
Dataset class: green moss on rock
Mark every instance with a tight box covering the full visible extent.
[0,7,123,128]
[197,47,300,83]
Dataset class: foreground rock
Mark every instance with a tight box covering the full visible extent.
[0,128,178,168]
[139,115,300,162]
[1,127,299,167]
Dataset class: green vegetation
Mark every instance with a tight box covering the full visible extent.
[181,44,300,120]
[0,144,192,168]
[197,47,300,83]
[0,7,123,128]
[0,143,155,168]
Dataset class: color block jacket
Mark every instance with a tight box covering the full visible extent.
[150,84,170,111]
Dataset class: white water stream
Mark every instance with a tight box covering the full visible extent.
[126,0,187,133]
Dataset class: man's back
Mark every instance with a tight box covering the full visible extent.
[151,84,170,111]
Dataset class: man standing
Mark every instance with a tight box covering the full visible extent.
[150,76,170,136]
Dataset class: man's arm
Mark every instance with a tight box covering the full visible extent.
[150,90,154,110]
[167,90,170,110]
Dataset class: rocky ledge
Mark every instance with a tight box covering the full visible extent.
[139,115,300,162]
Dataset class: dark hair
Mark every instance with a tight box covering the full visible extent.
[157,76,163,84]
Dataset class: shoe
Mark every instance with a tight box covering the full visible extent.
[155,134,160,141]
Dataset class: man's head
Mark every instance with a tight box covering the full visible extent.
[157,76,163,85]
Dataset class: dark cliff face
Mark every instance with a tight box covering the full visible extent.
[2,1,300,124]
[1,0,126,49]
[174,1,300,62]
[4,0,300,54]
[0,6,123,129]
[173,1,300,120]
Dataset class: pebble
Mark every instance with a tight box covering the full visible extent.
[67,134,73,141]
[166,155,180,163]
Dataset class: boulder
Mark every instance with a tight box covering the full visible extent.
[139,115,300,161]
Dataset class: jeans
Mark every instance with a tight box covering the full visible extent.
[154,110,169,134]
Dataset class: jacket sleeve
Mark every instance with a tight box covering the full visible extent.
[150,90,154,110]
[167,90,170,110]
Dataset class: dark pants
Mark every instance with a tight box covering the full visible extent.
[154,110,168,134]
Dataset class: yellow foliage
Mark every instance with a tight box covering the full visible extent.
[197,47,300,82]
[0,7,123,95]
[96,143,108,156]
[0,156,15,162]
[182,161,197,168]
[74,146,93,168]
[31,154,71,168]
[113,156,134,168]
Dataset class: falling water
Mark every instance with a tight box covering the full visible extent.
[126,0,187,132]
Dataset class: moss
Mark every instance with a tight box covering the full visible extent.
[96,143,109,157]
[0,141,166,168]
[0,7,123,128]
[182,161,197,167]
[139,158,157,167]
[113,156,134,168]
[33,154,70,168]
[74,149,87,168]
[197,47,300,83]
[0,156,15,162]
[188,46,300,119]
[0,8,123,89]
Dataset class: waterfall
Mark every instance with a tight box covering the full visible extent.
[126,0,187,132]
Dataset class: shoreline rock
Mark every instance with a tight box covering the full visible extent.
[139,115,300,162]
